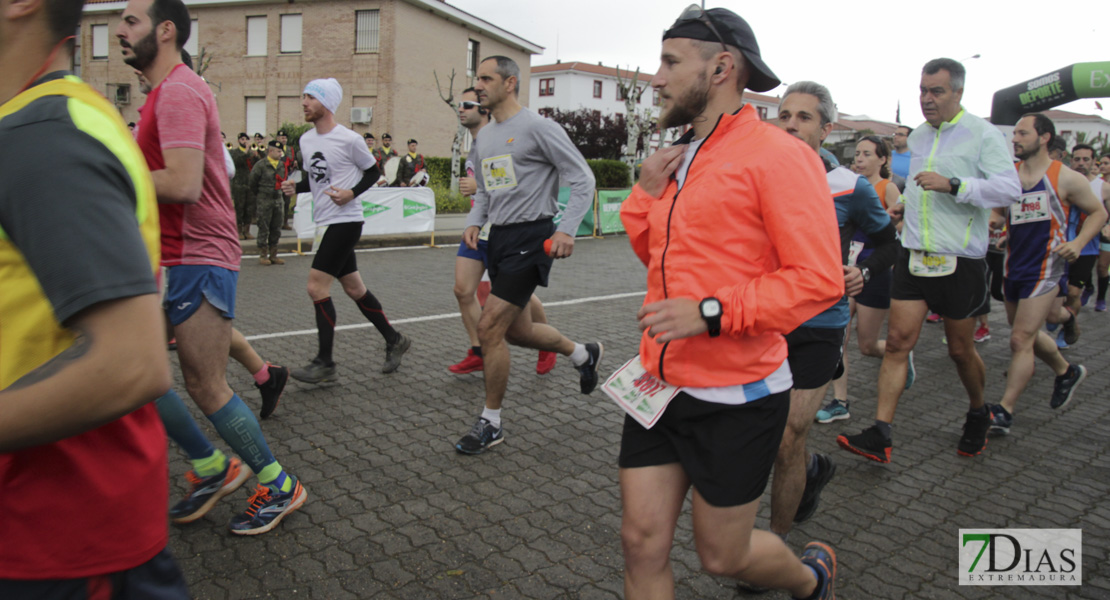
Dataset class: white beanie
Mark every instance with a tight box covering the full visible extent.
[304,78,342,115]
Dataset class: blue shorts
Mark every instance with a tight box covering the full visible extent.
[163,265,238,326]
[456,238,489,267]
[1003,275,1066,303]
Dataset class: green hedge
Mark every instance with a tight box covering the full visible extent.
[587,159,631,188]
[424,156,465,189]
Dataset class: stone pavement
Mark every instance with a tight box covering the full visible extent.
[167,236,1108,599]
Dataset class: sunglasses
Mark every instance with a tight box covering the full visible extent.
[674,4,730,53]
[460,101,482,110]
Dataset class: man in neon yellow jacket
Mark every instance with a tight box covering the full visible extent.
[839,57,1020,464]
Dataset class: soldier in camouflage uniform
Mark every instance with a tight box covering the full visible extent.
[249,140,287,265]
[229,132,252,239]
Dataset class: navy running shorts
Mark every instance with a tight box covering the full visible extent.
[163,265,237,326]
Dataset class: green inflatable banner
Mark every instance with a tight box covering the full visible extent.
[596,189,632,234]
[553,186,596,236]
[990,61,1110,125]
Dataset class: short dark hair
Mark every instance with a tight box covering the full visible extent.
[896,125,913,135]
[1021,112,1056,147]
[1072,143,1096,156]
[180,48,193,70]
[481,56,521,94]
[923,58,965,91]
[1048,136,1067,154]
[43,0,85,46]
[148,0,191,51]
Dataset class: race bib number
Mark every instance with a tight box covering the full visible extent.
[848,240,864,266]
[481,154,518,190]
[1011,192,1050,226]
[478,222,492,242]
[602,356,681,429]
[908,249,957,277]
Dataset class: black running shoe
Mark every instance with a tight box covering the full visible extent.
[1050,364,1087,410]
[256,363,289,419]
[455,417,503,455]
[1062,312,1080,345]
[291,358,337,384]
[794,453,837,523]
[957,409,990,457]
[576,342,603,394]
[382,333,411,374]
[837,425,891,463]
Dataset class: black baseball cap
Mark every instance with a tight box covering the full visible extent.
[662,6,781,92]
[268,140,284,150]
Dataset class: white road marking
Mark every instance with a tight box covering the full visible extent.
[242,291,646,341]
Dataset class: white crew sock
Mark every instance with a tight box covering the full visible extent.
[481,407,501,428]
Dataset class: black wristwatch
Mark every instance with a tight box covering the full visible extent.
[860,266,871,285]
[699,297,722,338]
[948,177,962,195]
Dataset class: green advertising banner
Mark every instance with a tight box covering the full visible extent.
[990,61,1110,125]
[553,186,596,236]
[596,189,632,234]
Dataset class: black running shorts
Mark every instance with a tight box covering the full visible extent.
[487,218,555,308]
[311,221,363,278]
[854,266,893,310]
[785,326,845,390]
[892,247,990,319]
[619,390,789,507]
[0,547,190,600]
[1068,255,1097,290]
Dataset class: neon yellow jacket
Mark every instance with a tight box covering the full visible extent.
[901,109,1020,258]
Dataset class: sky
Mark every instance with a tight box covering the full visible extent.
[450,0,1109,124]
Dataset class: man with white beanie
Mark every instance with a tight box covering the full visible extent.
[283,79,412,381]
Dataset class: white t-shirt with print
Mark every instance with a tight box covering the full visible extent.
[299,124,377,226]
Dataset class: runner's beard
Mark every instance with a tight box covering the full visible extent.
[122,29,158,71]
[1014,139,1041,161]
[659,72,710,131]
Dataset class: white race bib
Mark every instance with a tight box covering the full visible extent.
[602,356,681,429]
[478,222,492,241]
[848,240,864,266]
[481,154,518,190]
[908,249,957,277]
[1011,192,1050,226]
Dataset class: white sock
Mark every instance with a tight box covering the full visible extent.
[569,343,588,366]
[481,407,501,428]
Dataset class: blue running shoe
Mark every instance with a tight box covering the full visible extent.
[987,403,1013,435]
[1046,321,1060,333]
[455,417,504,455]
[796,541,837,600]
[1056,329,1069,350]
[904,351,916,390]
[229,479,308,535]
[169,457,251,524]
[816,399,850,424]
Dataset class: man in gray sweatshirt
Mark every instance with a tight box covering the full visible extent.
[456,55,602,455]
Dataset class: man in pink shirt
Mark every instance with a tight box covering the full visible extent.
[121,0,306,535]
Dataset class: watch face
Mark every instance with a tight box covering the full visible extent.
[702,300,721,317]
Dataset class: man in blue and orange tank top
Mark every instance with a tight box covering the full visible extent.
[984,113,1105,435]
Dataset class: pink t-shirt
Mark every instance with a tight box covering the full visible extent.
[137,64,241,270]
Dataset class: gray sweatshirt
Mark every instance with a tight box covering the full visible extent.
[465,108,596,237]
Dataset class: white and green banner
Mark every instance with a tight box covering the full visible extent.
[294,187,436,240]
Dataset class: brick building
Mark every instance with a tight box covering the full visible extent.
[78,0,540,156]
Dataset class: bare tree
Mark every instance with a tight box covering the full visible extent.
[615,66,648,169]
[196,47,213,78]
[434,68,469,195]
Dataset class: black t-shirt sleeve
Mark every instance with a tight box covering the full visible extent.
[0,116,157,325]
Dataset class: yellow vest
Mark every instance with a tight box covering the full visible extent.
[0,76,160,388]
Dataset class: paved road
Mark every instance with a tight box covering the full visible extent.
[166,236,1108,599]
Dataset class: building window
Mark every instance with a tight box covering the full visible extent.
[183,19,198,56]
[617,85,627,102]
[467,40,480,78]
[73,26,82,75]
[539,78,554,97]
[593,80,602,98]
[246,16,267,56]
[91,24,108,59]
[280,14,301,53]
[652,89,660,106]
[246,97,266,139]
[756,106,769,120]
[355,10,379,53]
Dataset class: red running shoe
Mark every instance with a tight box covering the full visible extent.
[536,351,557,375]
[449,348,483,374]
